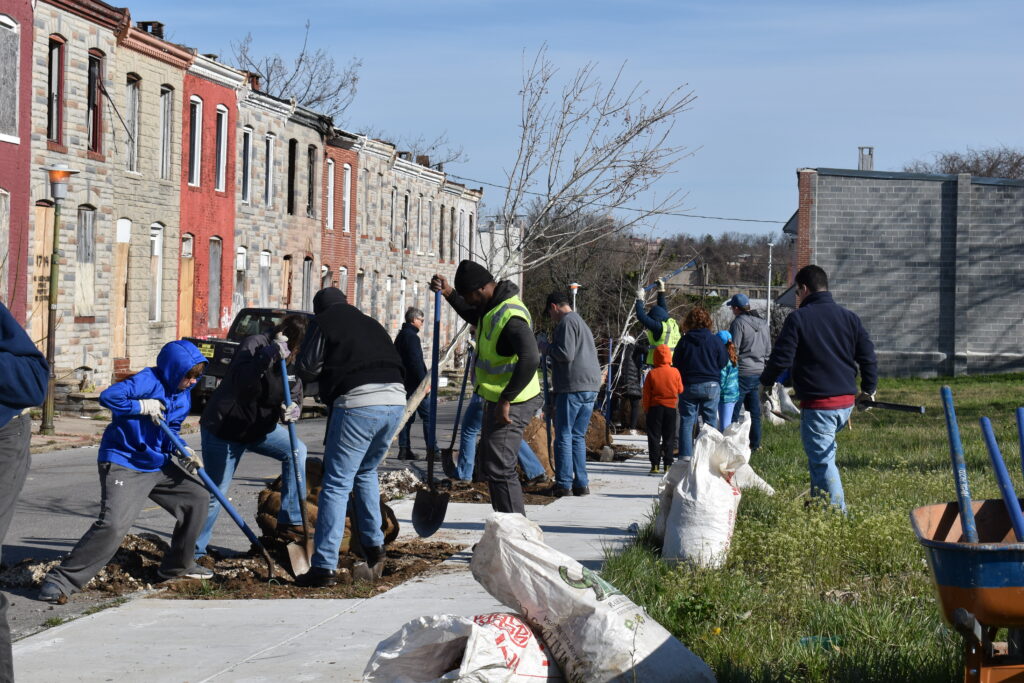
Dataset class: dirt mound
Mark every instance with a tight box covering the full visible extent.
[523,417,554,477]
[439,479,556,506]
[586,411,611,452]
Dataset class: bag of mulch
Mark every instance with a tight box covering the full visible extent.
[471,514,715,683]
[660,414,771,567]
[363,612,562,682]
[773,382,800,416]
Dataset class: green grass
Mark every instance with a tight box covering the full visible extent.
[602,373,1024,682]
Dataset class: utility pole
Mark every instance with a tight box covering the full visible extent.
[766,242,774,325]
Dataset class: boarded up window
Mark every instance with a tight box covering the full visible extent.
[208,237,222,328]
[259,250,271,307]
[0,189,9,303]
[159,86,173,180]
[47,38,63,142]
[87,52,102,153]
[125,75,140,171]
[0,17,17,139]
[75,206,96,316]
[149,225,162,321]
[301,256,313,311]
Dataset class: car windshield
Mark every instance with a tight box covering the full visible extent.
[231,311,286,339]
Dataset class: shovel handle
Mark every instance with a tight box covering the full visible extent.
[280,359,312,541]
[427,290,442,489]
[447,349,473,451]
[941,386,978,543]
[861,400,925,414]
[980,416,1024,542]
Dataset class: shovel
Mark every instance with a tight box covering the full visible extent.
[156,420,278,581]
[413,290,450,537]
[541,353,555,480]
[440,349,473,479]
[280,358,314,576]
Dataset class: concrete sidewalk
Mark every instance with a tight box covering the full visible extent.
[13,435,656,683]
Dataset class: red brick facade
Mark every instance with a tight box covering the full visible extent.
[794,168,817,302]
[321,137,358,300]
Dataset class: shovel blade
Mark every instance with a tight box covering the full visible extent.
[412,489,450,538]
[286,539,314,577]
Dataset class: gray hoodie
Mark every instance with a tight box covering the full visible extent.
[729,313,771,377]
[549,311,602,393]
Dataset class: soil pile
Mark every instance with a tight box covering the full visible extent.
[440,479,556,506]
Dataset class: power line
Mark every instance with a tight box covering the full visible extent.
[445,173,786,225]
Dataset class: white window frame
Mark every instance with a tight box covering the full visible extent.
[264,134,275,207]
[208,237,222,328]
[301,257,313,312]
[339,266,348,296]
[321,264,331,289]
[342,163,351,232]
[214,104,228,191]
[149,224,163,322]
[188,96,203,186]
[125,75,140,172]
[0,15,19,144]
[259,250,271,306]
[325,158,335,230]
[158,85,173,180]
[241,126,253,203]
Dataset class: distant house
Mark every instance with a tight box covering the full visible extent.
[781,167,1024,377]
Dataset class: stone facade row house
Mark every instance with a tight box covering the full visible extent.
[0,0,486,387]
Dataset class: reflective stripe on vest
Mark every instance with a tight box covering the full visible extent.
[646,318,681,364]
[474,295,542,404]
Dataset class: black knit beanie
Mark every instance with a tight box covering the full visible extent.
[313,287,347,314]
[453,260,494,296]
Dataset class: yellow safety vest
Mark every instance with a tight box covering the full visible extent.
[646,318,681,364]
[475,295,542,403]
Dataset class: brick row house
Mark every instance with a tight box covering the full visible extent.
[4,0,489,389]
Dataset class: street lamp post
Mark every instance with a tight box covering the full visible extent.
[569,282,581,310]
[40,164,80,435]
[766,242,774,326]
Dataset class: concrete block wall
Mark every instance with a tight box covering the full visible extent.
[798,168,1024,377]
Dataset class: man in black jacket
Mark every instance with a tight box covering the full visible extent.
[294,288,407,587]
[394,307,436,460]
[760,265,877,512]
[431,261,540,514]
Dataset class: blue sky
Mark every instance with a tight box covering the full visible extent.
[130,0,1023,238]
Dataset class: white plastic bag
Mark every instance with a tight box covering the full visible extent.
[363,612,562,682]
[471,514,715,683]
[773,383,800,416]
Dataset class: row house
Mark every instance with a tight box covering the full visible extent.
[351,136,483,352]
[0,1,33,322]
[319,130,359,301]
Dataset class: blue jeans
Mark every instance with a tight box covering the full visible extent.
[553,391,597,489]
[313,402,403,570]
[737,375,763,450]
[677,381,720,459]
[718,400,738,431]
[196,424,307,558]
[457,394,545,481]
[800,406,853,512]
[398,399,436,451]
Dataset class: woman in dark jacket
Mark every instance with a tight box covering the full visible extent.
[194,314,308,558]
[673,306,728,459]
[618,335,644,434]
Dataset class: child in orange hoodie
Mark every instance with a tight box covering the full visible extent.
[642,344,684,473]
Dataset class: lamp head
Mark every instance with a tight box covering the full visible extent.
[41,164,80,201]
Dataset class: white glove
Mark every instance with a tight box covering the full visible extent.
[635,287,645,301]
[182,446,203,474]
[856,391,876,412]
[281,402,301,423]
[273,332,290,360]
[656,278,666,293]
[137,399,165,424]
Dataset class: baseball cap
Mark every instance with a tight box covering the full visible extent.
[725,293,749,308]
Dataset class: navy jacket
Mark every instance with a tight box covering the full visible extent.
[99,340,206,472]
[635,291,668,338]
[760,291,878,400]
[0,303,48,430]
[394,322,427,396]
[672,327,729,385]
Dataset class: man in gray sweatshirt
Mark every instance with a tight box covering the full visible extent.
[726,293,771,451]
[541,292,602,497]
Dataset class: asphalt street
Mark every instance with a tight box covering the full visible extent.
[2,401,461,640]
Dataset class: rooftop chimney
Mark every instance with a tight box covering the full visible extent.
[136,21,165,39]
[858,146,874,171]
[416,155,431,168]
[247,73,261,91]
[397,151,412,161]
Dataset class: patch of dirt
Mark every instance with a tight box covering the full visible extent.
[0,533,463,601]
[437,479,557,506]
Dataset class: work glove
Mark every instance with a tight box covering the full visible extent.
[137,399,166,425]
[635,287,645,301]
[182,446,203,474]
[657,278,666,293]
[273,332,290,360]
[281,402,301,423]
[856,391,876,412]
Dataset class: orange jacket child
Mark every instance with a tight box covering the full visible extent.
[642,344,683,410]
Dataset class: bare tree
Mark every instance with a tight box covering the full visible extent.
[483,45,697,277]
[904,145,1024,180]
[232,22,361,120]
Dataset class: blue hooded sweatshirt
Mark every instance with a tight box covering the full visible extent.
[0,303,48,430]
[98,340,206,472]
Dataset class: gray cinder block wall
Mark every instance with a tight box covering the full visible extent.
[794,168,1024,377]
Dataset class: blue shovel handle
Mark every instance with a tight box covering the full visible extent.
[980,416,1024,542]
[940,386,979,543]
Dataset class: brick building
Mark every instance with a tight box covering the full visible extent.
[110,18,191,377]
[785,167,1024,377]
[352,136,483,351]
[28,0,124,383]
[321,130,359,300]
[178,54,244,338]
[0,1,34,322]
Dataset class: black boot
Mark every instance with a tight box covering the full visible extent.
[398,448,417,461]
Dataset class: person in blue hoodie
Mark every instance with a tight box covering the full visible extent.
[634,278,681,366]
[38,340,211,604]
[0,302,48,682]
[673,306,729,459]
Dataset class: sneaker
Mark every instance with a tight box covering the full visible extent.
[38,581,68,604]
[295,566,339,588]
[649,466,659,474]
[552,487,573,498]
[572,486,590,497]
[158,565,214,581]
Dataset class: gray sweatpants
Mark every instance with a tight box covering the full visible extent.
[0,414,31,683]
[479,396,542,515]
[45,461,208,595]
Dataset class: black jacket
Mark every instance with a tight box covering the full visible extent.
[672,327,729,386]
[760,290,878,400]
[444,280,540,402]
[200,334,302,444]
[394,322,427,396]
[295,302,405,405]
[619,343,643,397]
